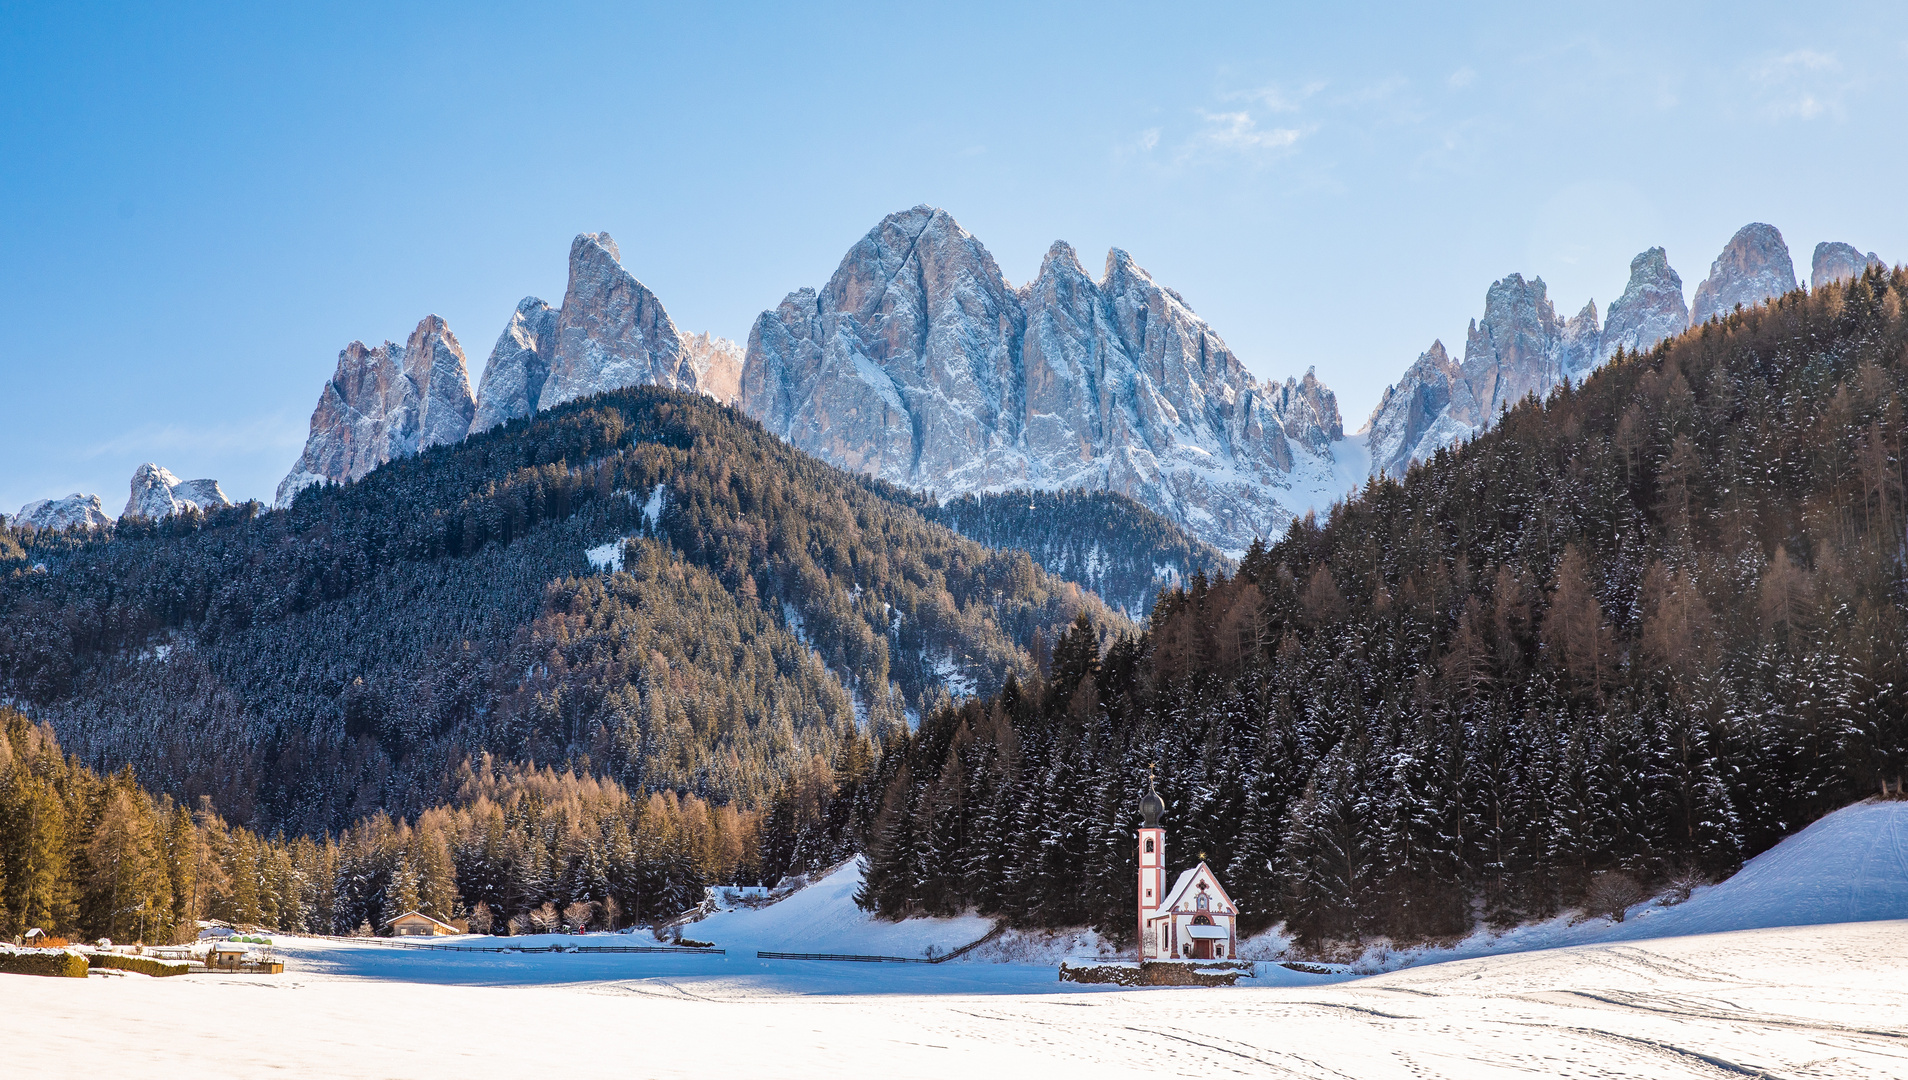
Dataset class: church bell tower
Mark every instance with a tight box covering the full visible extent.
[1137,772,1166,961]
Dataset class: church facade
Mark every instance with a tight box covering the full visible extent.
[1136,781,1239,961]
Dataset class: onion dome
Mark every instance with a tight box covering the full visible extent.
[1139,785,1165,828]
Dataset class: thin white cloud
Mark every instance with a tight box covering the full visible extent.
[1752,48,1847,122]
[1448,67,1476,88]
[1230,81,1326,112]
[1192,110,1306,153]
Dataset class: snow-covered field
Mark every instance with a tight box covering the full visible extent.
[8,801,1907,1078]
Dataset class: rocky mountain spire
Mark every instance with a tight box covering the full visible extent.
[680,332,744,405]
[123,463,231,520]
[1462,274,1567,416]
[540,232,691,409]
[471,297,559,433]
[1602,247,1689,360]
[1691,223,1795,324]
[1363,339,1480,479]
[737,206,1344,555]
[276,315,476,506]
[1810,241,1885,291]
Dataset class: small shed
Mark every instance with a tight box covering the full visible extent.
[387,911,460,937]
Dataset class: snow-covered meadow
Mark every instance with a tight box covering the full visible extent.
[6,801,1907,1078]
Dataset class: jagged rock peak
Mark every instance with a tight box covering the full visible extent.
[1811,241,1885,291]
[275,314,476,507]
[1691,223,1795,324]
[1463,273,1565,416]
[1363,339,1482,479]
[680,332,743,405]
[1560,299,1602,381]
[472,297,559,434]
[541,231,690,409]
[1267,368,1344,455]
[1602,247,1689,360]
[13,493,113,531]
[123,463,232,520]
[738,205,1340,555]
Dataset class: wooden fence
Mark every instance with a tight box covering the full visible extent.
[756,923,1002,965]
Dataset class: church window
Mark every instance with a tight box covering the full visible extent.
[1144,839,1154,853]
[1215,945,1225,958]
[1191,914,1212,926]
[1196,893,1210,912]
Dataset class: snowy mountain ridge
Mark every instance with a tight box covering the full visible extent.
[739,206,1348,556]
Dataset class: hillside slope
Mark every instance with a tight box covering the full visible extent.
[856,265,1908,945]
[923,489,1232,617]
[0,388,1115,833]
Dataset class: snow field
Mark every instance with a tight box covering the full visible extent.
[5,920,1904,1078]
[7,802,1907,1077]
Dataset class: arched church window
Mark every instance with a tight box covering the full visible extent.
[1191,914,1213,926]
[1144,838,1154,853]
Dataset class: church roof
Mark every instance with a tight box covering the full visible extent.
[1156,861,1235,915]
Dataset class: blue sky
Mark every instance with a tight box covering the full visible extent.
[4,1,1905,511]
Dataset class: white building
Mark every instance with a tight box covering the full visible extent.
[1136,780,1239,961]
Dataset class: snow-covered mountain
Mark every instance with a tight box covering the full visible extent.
[471,232,741,432]
[124,462,231,520]
[1363,269,1629,481]
[1811,241,1884,292]
[1358,223,1867,482]
[12,493,113,531]
[1691,223,1795,325]
[737,206,1349,555]
[276,315,476,506]
[282,233,744,500]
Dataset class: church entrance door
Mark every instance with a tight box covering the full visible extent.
[1193,939,1213,960]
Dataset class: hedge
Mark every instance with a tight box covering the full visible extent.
[88,953,192,977]
[0,950,91,978]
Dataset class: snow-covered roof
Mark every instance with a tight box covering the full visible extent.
[1186,925,1228,940]
[1155,862,1235,915]
[386,910,458,932]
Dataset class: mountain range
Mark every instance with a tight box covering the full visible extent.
[11,209,1891,576]
[265,211,1888,560]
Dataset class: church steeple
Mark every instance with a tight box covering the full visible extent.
[1136,767,1166,961]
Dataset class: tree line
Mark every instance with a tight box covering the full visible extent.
[853,266,1908,947]
[0,707,768,942]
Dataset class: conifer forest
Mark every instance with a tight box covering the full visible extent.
[4,268,1907,945]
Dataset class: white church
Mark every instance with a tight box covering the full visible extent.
[1136,779,1239,961]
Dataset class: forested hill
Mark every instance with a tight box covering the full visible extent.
[924,490,1233,617]
[856,266,1908,946]
[0,387,1116,835]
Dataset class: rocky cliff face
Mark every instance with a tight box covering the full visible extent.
[471,297,559,433]
[739,207,1342,554]
[1811,241,1885,291]
[471,235,735,432]
[1602,247,1689,360]
[1366,273,1592,478]
[124,463,232,520]
[13,493,113,531]
[276,315,476,506]
[541,233,691,409]
[1363,340,1480,479]
[1363,244,1704,479]
[680,332,743,405]
[1691,223,1795,325]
